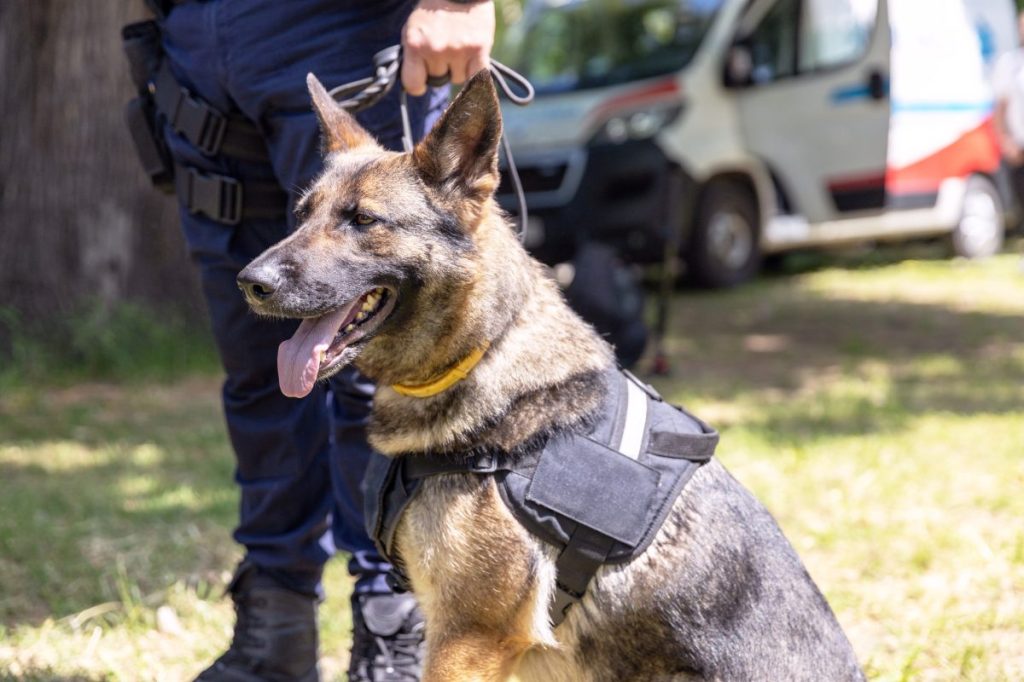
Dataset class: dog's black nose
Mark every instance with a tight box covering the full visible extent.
[237,265,280,302]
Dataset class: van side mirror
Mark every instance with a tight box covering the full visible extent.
[724,44,753,87]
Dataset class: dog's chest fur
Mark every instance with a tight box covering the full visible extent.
[395,473,558,656]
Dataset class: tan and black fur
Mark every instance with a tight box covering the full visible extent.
[238,71,865,681]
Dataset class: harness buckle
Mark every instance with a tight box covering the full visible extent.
[469,452,498,474]
[551,582,583,624]
[183,166,243,225]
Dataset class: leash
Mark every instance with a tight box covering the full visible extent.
[328,45,535,242]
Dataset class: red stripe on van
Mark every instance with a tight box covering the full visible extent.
[827,172,887,212]
[886,118,1001,195]
[827,172,887,192]
[586,78,682,129]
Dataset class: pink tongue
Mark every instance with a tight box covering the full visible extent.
[277,307,351,398]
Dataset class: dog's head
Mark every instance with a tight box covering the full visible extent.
[237,70,505,398]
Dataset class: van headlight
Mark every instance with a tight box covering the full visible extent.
[591,103,684,145]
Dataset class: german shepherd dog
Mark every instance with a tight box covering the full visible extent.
[237,71,865,681]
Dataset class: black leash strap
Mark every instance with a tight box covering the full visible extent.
[328,46,535,242]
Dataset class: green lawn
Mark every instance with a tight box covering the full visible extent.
[2,247,1023,680]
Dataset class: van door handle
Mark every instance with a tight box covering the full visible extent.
[867,70,888,101]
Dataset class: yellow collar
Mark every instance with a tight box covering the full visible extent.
[390,342,490,398]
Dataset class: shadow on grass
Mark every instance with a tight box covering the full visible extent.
[651,280,1024,441]
[761,235,1024,278]
[761,241,952,278]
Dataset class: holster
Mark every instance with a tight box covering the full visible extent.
[122,20,174,193]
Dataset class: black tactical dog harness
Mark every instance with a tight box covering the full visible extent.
[364,369,718,626]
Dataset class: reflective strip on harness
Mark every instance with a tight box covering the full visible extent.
[619,377,648,459]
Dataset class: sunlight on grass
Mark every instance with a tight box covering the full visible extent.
[2,250,1023,680]
[799,253,1024,316]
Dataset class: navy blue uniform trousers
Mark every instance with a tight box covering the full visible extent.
[159,0,446,597]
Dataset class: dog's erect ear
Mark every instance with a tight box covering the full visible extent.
[307,73,376,153]
[413,70,502,198]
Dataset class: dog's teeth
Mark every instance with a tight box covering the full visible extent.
[356,311,368,322]
[344,323,355,333]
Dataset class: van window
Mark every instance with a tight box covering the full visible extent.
[746,0,799,84]
[799,0,877,71]
[495,0,725,95]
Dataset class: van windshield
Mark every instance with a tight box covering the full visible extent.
[496,0,725,95]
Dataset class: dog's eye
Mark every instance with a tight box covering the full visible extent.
[354,213,377,226]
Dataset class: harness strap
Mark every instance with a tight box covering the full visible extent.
[551,526,616,624]
[153,62,271,162]
[174,162,287,225]
[648,430,717,462]
[404,450,502,479]
[547,372,647,626]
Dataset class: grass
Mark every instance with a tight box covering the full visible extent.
[1,244,1023,680]
[0,303,221,390]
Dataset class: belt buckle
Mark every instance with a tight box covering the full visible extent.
[185,167,243,225]
[173,90,227,157]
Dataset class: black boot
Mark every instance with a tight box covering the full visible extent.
[348,592,424,682]
[195,562,320,682]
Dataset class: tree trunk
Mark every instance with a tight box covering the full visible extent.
[0,0,202,330]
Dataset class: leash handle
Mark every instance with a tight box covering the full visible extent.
[327,46,535,243]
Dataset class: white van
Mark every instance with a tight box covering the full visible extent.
[496,0,1019,286]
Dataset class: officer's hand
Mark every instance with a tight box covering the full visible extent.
[402,0,495,97]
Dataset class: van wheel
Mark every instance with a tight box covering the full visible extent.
[686,181,760,287]
[951,175,1004,259]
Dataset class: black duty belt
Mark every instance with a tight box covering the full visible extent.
[364,368,718,627]
[153,62,270,163]
[154,61,287,224]
[123,15,286,222]
[174,163,288,226]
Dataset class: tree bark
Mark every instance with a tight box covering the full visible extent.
[0,0,202,329]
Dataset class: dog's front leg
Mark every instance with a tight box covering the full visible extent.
[423,630,526,682]
[399,477,551,682]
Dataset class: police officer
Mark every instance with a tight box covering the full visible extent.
[148,1,494,679]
